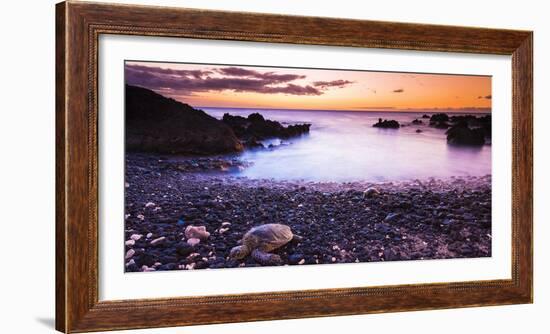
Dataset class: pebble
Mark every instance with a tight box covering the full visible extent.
[125,249,135,259]
[130,234,143,241]
[150,236,166,245]
[146,232,153,238]
[185,225,210,240]
[289,253,305,265]
[221,222,231,227]
[187,252,201,260]
[125,239,135,246]
[176,242,194,256]
[145,202,156,208]
[384,212,401,222]
[187,238,201,247]
[363,187,380,198]
[442,219,454,226]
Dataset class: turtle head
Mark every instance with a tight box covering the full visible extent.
[229,245,250,260]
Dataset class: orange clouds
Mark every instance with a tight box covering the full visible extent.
[126,61,491,112]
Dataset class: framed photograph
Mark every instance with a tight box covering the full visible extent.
[56,1,532,332]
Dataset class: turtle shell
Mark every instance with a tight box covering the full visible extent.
[244,224,293,252]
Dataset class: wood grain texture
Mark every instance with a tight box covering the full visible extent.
[55,1,533,332]
[55,2,67,332]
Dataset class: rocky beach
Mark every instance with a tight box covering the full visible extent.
[123,84,492,272]
[124,153,491,272]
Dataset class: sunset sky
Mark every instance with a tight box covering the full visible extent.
[125,61,492,112]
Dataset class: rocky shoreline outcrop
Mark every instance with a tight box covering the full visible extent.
[222,113,311,149]
[125,85,243,155]
[125,85,311,154]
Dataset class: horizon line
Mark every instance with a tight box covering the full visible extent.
[196,106,492,113]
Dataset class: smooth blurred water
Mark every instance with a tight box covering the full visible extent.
[202,107,492,182]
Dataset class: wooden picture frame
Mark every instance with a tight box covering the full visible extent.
[56,1,533,332]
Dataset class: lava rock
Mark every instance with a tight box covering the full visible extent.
[288,253,305,265]
[384,212,402,222]
[125,85,243,154]
[446,123,486,146]
[373,118,400,129]
[175,242,195,257]
[222,112,310,141]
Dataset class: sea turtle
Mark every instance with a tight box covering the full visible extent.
[229,224,302,265]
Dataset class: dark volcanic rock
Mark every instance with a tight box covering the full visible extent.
[288,253,305,264]
[430,113,450,123]
[243,137,265,149]
[412,119,423,125]
[446,122,486,146]
[125,85,243,155]
[175,242,195,257]
[449,115,492,139]
[429,113,491,139]
[384,212,402,222]
[432,121,450,129]
[373,118,400,129]
[222,112,310,141]
[429,114,451,129]
[422,114,430,119]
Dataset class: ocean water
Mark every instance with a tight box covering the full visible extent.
[202,107,492,182]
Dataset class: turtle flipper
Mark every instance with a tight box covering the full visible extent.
[291,235,303,243]
[252,249,282,266]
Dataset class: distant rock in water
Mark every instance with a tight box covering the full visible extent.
[449,114,492,138]
[432,121,450,129]
[373,118,400,129]
[125,85,243,155]
[430,113,450,123]
[222,112,311,141]
[421,114,430,119]
[411,119,423,125]
[426,112,491,146]
[446,121,487,146]
[446,126,485,146]
[429,113,450,129]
